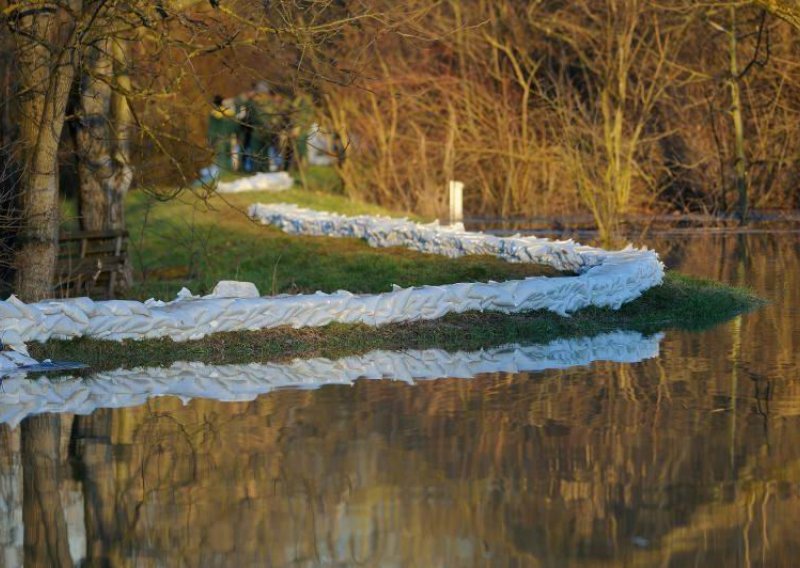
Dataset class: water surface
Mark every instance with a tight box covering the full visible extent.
[0,233,797,567]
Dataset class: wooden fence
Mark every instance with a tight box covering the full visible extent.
[55,230,130,299]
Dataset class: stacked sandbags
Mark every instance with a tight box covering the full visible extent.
[247,202,664,311]
[247,203,660,275]
[0,331,662,427]
[0,267,658,348]
[0,207,664,349]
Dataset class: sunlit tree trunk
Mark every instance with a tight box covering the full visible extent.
[110,39,133,231]
[11,3,78,302]
[76,37,133,233]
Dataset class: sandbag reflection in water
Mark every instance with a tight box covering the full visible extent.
[0,331,661,427]
[0,330,661,566]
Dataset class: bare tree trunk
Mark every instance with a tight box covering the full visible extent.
[109,38,133,232]
[76,37,133,233]
[12,5,77,302]
[76,38,112,232]
[728,7,749,223]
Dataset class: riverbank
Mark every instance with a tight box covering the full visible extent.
[119,186,565,301]
[35,180,762,370]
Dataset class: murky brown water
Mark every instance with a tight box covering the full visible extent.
[0,233,797,567]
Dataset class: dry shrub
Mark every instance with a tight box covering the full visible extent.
[316,0,800,234]
[324,1,573,220]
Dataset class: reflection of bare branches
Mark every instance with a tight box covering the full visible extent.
[113,401,203,548]
[132,401,201,488]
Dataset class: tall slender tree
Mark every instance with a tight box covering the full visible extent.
[76,35,132,232]
[9,2,79,301]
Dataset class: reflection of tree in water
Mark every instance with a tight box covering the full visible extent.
[0,424,23,566]
[129,403,202,490]
[21,415,73,567]
[70,410,121,566]
[43,364,797,565]
[2,234,798,566]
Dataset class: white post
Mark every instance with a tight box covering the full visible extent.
[449,180,464,225]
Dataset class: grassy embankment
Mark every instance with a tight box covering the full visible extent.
[37,169,763,368]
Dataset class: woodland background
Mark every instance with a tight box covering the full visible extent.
[2,0,800,297]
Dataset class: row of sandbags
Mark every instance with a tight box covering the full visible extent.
[0,206,663,350]
[0,331,662,427]
[248,203,666,276]
[249,203,606,272]
[0,348,37,371]
[248,202,664,306]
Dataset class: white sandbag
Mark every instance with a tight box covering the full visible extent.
[0,302,23,319]
[209,281,260,298]
[216,172,294,194]
[5,295,41,322]
[0,349,38,371]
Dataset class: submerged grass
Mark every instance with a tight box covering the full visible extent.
[41,172,762,370]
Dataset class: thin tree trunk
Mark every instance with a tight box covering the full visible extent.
[12,5,78,302]
[729,7,749,223]
[77,38,112,231]
[77,37,133,233]
[109,38,133,232]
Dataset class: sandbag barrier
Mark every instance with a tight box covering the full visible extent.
[0,206,663,350]
[248,202,664,306]
[249,203,604,271]
[0,331,662,427]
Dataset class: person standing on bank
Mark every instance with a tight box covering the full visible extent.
[207,95,237,172]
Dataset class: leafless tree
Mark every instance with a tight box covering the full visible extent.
[1,0,404,299]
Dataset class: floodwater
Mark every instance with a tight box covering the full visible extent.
[0,233,797,567]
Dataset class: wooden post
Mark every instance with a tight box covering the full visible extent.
[449,180,464,225]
